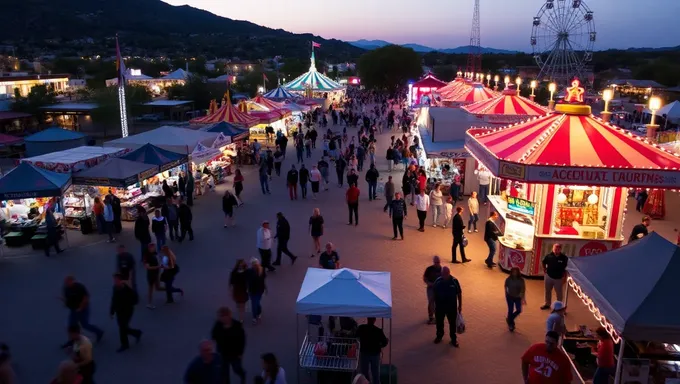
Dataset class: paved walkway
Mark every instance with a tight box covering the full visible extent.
[0,120,677,384]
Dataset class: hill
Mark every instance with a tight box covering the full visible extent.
[1,0,364,60]
[348,40,517,54]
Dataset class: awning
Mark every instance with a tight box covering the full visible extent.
[119,143,188,173]
[190,143,222,165]
[0,162,72,200]
[72,158,158,188]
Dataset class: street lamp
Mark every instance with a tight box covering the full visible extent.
[548,82,557,110]
[515,77,522,96]
[457,71,462,78]
[647,96,663,142]
[530,80,537,100]
[601,88,613,122]
[486,74,491,87]
[494,75,499,91]
[504,75,510,89]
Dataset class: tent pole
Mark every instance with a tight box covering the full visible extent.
[613,338,625,384]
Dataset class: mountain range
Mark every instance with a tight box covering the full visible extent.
[347,39,519,54]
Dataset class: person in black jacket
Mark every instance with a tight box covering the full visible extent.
[433,266,462,346]
[211,307,246,384]
[108,190,122,234]
[287,165,299,200]
[222,191,238,228]
[178,172,186,198]
[484,211,502,268]
[274,212,297,266]
[299,164,310,199]
[347,169,359,188]
[110,273,142,352]
[134,207,152,259]
[335,156,347,187]
[178,197,194,242]
[388,192,408,240]
[451,206,470,263]
[365,164,379,201]
[161,198,179,240]
[628,216,651,243]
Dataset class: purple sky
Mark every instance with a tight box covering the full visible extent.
[163,0,680,50]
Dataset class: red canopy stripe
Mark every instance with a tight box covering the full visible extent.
[480,115,556,149]
[492,117,560,160]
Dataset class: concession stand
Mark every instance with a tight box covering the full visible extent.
[464,79,680,277]
[409,74,447,106]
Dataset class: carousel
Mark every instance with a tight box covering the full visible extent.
[282,51,344,99]
[465,79,680,277]
[462,83,549,125]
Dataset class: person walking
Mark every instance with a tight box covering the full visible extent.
[347,168,359,188]
[356,318,389,384]
[433,266,462,347]
[103,196,115,242]
[286,165,299,200]
[335,156,347,187]
[356,145,365,172]
[423,256,442,324]
[142,243,164,309]
[247,259,267,325]
[365,164,379,201]
[484,211,502,268]
[309,165,322,199]
[115,244,137,290]
[628,216,651,243]
[44,205,64,257]
[134,207,152,259]
[592,327,616,384]
[109,273,142,352]
[299,164,310,199]
[540,244,568,310]
[521,331,573,384]
[93,197,105,235]
[256,221,275,272]
[443,196,454,229]
[265,150,274,181]
[65,325,96,384]
[319,242,340,270]
[308,208,324,258]
[186,171,195,206]
[467,191,480,233]
[178,171,186,198]
[385,146,394,172]
[160,245,183,303]
[383,176,395,212]
[162,198,179,241]
[504,267,526,332]
[61,276,104,344]
[183,340,224,384]
[415,188,430,232]
[274,212,297,266]
[258,161,271,195]
[151,210,167,248]
[318,157,330,190]
[108,190,122,234]
[346,183,360,226]
[222,190,238,228]
[429,183,444,227]
[211,307,247,384]
[388,192,407,240]
[230,260,249,322]
[451,207,470,263]
[273,147,283,177]
[233,169,245,203]
[178,197,194,242]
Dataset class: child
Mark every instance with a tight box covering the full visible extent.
[443,196,454,229]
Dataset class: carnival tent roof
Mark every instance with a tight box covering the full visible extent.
[281,102,310,113]
[119,143,188,172]
[251,95,285,111]
[203,122,249,140]
[190,92,259,127]
[190,143,222,165]
[25,128,85,142]
[283,52,344,92]
[104,126,219,154]
[462,88,549,119]
[412,73,447,89]
[465,105,680,188]
[649,100,680,121]
[0,133,22,146]
[0,162,72,200]
[21,146,126,173]
[566,233,680,343]
[443,82,497,104]
[72,158,158,188]
[249,110,291,124]
[436,77,470,98]
[262,87,300,100]
[296,268,392,318]
[161,68,189,81]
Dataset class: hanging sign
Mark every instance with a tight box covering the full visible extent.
[507,196,535,216]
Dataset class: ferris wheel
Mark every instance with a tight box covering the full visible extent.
[531,0,596,85]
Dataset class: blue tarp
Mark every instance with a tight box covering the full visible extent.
[25,127,86,142]
[566,232,680,343]
[0,162,72,200]
[206,122,249,140]
[119,143,188,172]
[72,158,158,188]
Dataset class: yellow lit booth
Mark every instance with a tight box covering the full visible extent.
[464,80,680,277]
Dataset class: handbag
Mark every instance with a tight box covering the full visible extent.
[456,312,466,334]
[462,235,469,247]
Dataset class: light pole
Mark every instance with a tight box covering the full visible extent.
[647,96,662,142]
[601,89,613,123]
[494,75,499,91]
[530,80,537,101]
[548,83,557,110]
[515,77,522,96]
[486,74,491,87]
[504,75,510,90]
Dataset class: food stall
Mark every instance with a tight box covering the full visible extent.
[0,163,71,248]
[296,268,394,384]
[21,145,128,174]
[70,158,159,226]
[204,122,250,168]
[564,233,680,384]
[464,79,680,277]
[408,74,447,106]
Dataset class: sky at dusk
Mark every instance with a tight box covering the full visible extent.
[162,0,679,51]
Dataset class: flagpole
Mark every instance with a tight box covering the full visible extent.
[116,34,129,138]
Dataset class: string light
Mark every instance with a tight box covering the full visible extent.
[567,277,621,343]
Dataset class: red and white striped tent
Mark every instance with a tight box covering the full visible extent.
[465,107,680,189]
[442,82,497,106]
[462,88,549,124]
[249,109,292,124]
[191,93,259,128]
[250,95,286,111]
[436,77,471,100]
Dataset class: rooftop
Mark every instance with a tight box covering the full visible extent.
[144,100,193,107]
[40,103,99,112]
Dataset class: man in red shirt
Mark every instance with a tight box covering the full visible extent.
[346,183,360,226]
[521,331,573,384]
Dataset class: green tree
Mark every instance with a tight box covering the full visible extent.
[11,84,58,123]
[165,75,223,110]
[90,84,152,136]
[357,45,423,93]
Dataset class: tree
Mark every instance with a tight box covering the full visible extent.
[90,84,152,136]
[165,75,223,110]
[357,45,423,93]
[11,84,58,123]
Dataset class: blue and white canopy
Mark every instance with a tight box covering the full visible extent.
[282,52,344,92]
[262,87,300,100]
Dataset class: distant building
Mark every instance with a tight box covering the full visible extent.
[0,72,70,99]
[328,63,356,73]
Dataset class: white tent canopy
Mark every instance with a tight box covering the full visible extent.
[162,68,190,81]
[104,126,219,154]
[296,268,392,318]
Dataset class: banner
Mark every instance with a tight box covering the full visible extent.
[526,165,680,189]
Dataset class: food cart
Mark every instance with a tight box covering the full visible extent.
[464,79,680,277]
[564,233,680,384]
[295,268,394,384]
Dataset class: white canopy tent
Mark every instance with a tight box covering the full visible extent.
[104,126,219,154]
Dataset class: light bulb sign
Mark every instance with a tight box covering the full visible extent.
[507,196,535,216]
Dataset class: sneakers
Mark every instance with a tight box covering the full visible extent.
[433,224,437,228]
[467,229,472,233]
[474,229,479,233]
[540,305,551,310]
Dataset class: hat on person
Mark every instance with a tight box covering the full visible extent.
[552,301,566,311]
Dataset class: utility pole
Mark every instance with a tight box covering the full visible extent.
[466,0,482,76]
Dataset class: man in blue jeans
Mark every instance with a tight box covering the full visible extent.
[484,211,502,268]
[365,164,379,201]
[258,161,270,194]
[356,317,388,383]
[61,276,104,346]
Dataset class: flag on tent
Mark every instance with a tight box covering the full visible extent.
[115,35,126,86]
[312,41,321,48]
[263,73,268,83]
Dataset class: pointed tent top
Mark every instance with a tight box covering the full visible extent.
[119,143,188,168]
[309,51,317,72]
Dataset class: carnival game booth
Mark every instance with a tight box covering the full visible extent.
[70,158,159,225]
[24,127,88,157]
[563,233,680,384]
[462,87,549,125]
[296,268,394,384]
[441,82,497,107]
[21,146,127,174]
[409,74,447,106]
[0,163,70,249]
[464,80,680,277]
[242,98,294,140]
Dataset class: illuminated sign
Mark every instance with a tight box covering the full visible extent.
[507,196,535,216]
[564,78,585,104]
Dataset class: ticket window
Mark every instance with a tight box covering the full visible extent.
[553,186,610,239]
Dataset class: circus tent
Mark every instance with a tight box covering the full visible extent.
[410,73,447,105]
[462,88,549,124]
[436,76,471,100]
[249,95,285,111]
[262,87,300,100]
[282,52,344,92]
[190,91,259,128]
[442,82,497,106]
